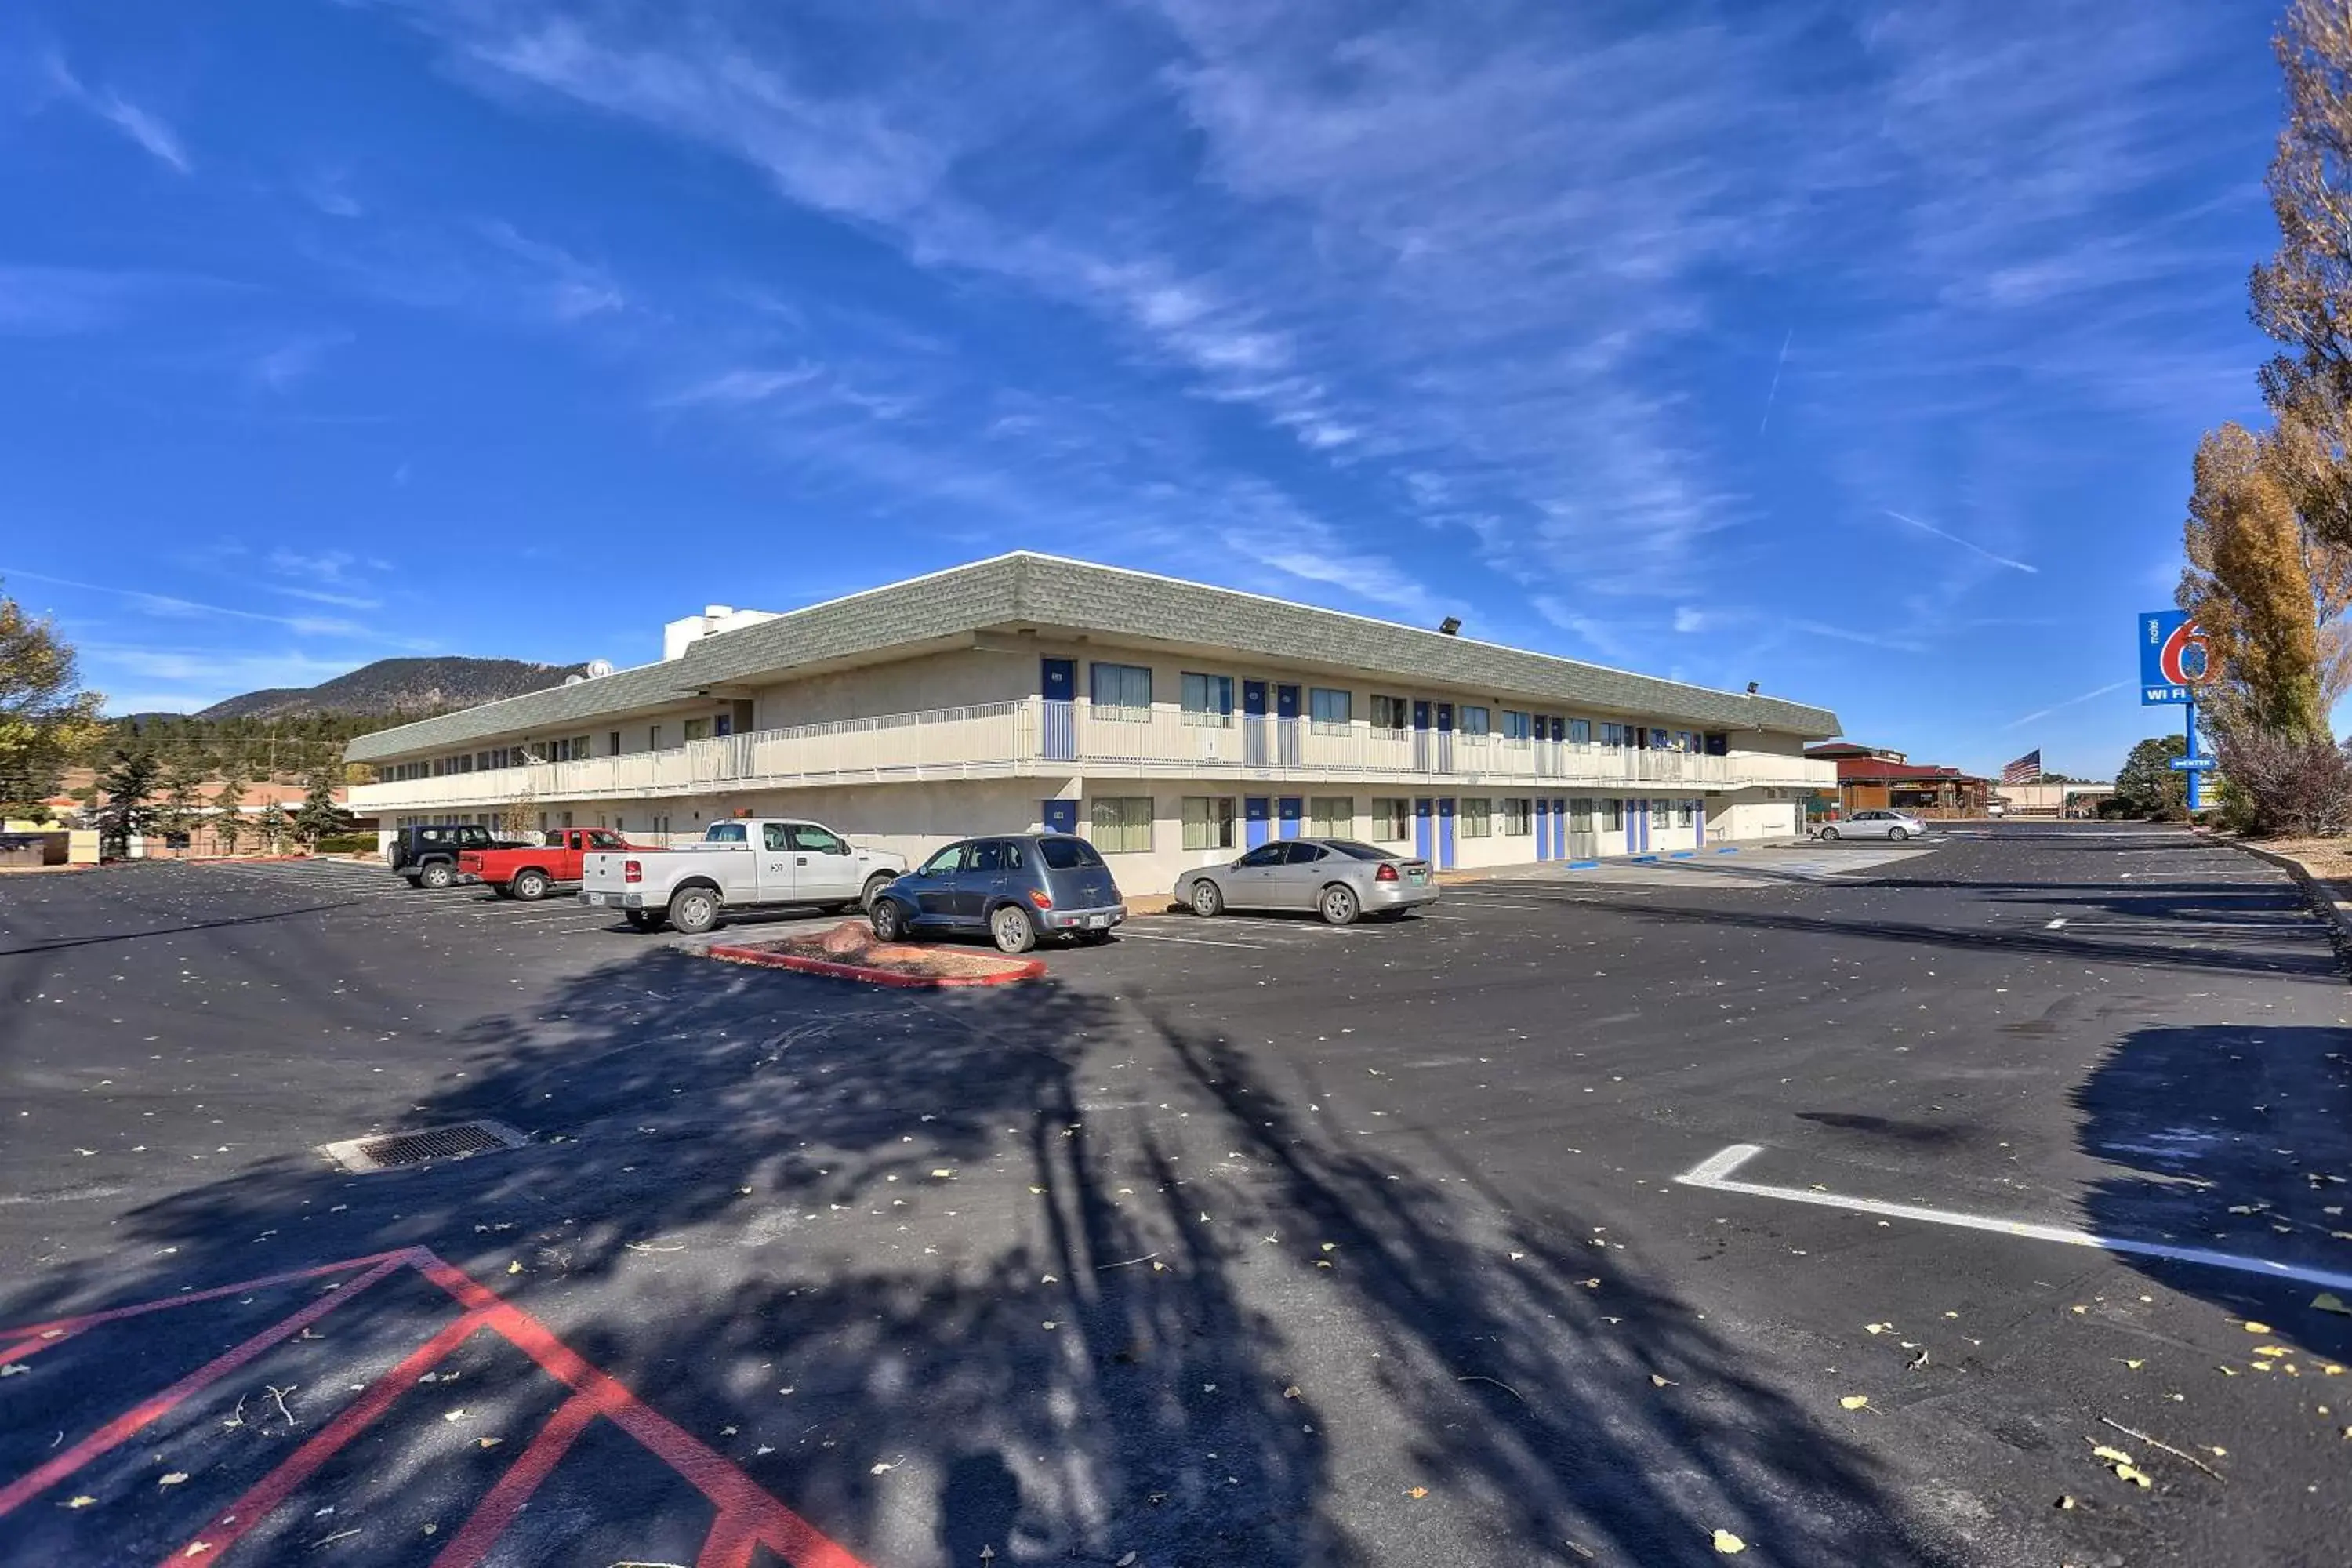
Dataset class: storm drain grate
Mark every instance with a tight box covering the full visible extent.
[318,1119,529,1174]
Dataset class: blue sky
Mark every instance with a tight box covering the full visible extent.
[0,1,2288,777]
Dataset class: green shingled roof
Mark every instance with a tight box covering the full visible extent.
[346,553,1838,762]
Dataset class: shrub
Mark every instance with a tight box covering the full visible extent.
[313,832,379,855]
[2207,726,2352,837]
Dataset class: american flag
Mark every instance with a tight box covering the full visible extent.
[2001,749,2041,786]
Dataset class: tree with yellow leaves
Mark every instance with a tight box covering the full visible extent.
[0,581,105,823]
[2178,419,2347,739]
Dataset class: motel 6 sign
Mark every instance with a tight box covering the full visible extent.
[2139,609,2209,706]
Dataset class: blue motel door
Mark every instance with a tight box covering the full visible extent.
[1438,797,1457,869]
[1276,797,1302,839]
[1041,658,1076,761]
[1535,798,1552,862]
[1244,795,1271,849]
[1414,797,1434,861]
[1043,799,1078,835]
[1243,680,1269,767]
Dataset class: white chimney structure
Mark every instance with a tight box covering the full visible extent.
[662,604,781,661]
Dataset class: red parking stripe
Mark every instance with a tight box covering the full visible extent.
[698,1511,759,1568]
[165,1309,492,1564]
[0,1253,413,1521]
[413,1254,870,1568]
[0,1336,60,1369]
[427,1391,600,1567]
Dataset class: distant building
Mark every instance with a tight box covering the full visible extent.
[1804,742,1990,818]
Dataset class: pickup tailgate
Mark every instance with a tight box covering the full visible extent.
[580,850,640,895]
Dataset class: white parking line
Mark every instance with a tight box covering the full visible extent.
[1675,1143,2352,1293]
[1431,897,1547,910]
[1115,928,1269,949]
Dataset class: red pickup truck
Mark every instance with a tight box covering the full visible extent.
[459,828,637,901]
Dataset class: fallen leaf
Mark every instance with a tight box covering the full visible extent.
[1650,1374,1674,1388]
[1839,1395,1871,1411]
[64,1497,96,1510]
[2244,1321,2274,1334]
[1711,1529,1747,1555]
[506,1261,522,1276]
[442,1409,468,1422]
[158,1473,187,1486]
[2092,1445,2133,1465]
[0,1366,24,1379]
[423,1523,437,1536]
[2056,1496,2077,1510]
[2124,1359,2145,1370]
[476,1438,501,1450]
[2114,1464,2152,1489]
[2314,1293,2352,1317]
[1864,1323,1890,1335]
[1406,1486,1428,1500]
[871,1461,895,1475]
[184,1545,209,1559]
[930,1169,954,1178]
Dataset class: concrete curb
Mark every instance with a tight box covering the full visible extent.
[2212,836,2352,948]
[705,941,1047,988]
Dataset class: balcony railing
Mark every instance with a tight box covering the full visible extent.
[348,698,1837,812]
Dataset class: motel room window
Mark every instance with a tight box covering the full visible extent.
[1649,728,1670,750]
[609,731,622,756]
[1601,722,1625,749]
[1678,800,1697,827]
[1605,798,1624,830]
[1181,673,1235,726]
[1091,797,1155,854]
[682,718,711,743]
[1569,718,1593,746]
[1501,710,1533,743]
[1309,687,1352,733]
[649,724,664,750]
[1091,662,1153,719]
[1459,798,1493,838]
[1501,798,1533,835]
[572,735,591,760]
[1675,731,1696,753]
[1181,795,1237,850]
[1309,796,1354,837]
[1370,797,1411,842]
[1458,705,1491,736]
[1370,695,1409,731]
[1570,798,1595,829]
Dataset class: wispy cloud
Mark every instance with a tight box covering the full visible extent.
[250,332,352,393]
[2002,680,2129,731]
[479,221,625,321]
[1882,510,2038,575]
[656,365,825,408]
[1788,619,1929,655]
[2,565,372,637]
[41,54,191,172]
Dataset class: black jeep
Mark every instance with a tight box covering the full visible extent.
[390,823,520,890]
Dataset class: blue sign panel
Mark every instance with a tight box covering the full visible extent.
[2139,610,2208,705]
[2169,757,2218,772]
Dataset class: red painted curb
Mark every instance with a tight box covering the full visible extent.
[704,942,1046,988]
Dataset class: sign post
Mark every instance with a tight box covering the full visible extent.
[2139,610,2211,809]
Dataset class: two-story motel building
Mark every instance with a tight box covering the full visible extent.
[346,554,1841,890]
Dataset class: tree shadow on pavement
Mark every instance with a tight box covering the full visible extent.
[2073,1023,2352,1364]
[3,945,1969,1566]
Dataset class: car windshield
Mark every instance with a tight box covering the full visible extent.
[1323,840,1393,861]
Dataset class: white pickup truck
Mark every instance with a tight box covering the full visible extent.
[580,818,907,935]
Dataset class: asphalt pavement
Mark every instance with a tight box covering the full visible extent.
[2,825,2347,1566]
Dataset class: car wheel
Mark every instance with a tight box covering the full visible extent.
[861,872,897,913]
[1319,883,1360,926]
[491,884,516,899]
[1189,878,1224,917]
[668,887,720,936]
[871,898,909,943]
[511,869,550,902]
[1819,826,1841,842]
[990,902,1037,954]
[624,909,660,932]
[419,861,455,891]
[1888,826,1909,842]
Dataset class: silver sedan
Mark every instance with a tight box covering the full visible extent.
[1175,837,1440,925]
[1818,809,1926,841]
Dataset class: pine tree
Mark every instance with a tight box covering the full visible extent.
[252,798,295,855]
[212,775,246,855]
[94,749,162,858]
[292,767,351,846]
[2115,736,2191,820]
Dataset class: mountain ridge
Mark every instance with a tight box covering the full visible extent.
[192,655,589,720]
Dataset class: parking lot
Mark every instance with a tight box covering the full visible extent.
[3,824,2347,1566]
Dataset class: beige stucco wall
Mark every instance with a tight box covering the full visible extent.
[750,648,1032,730]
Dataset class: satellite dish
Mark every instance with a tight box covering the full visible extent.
[586,659,615,678]
[563,673,586,685]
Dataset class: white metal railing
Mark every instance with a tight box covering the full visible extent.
[348,696,1820,811]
